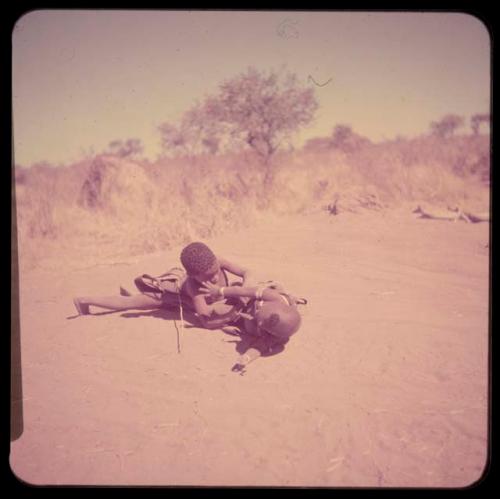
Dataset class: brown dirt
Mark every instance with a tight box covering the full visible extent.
[10,207,490,487]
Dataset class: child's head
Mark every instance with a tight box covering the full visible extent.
[180,242,219,284]
[255,301,301,340]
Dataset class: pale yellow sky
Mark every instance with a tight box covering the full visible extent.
[12,10,490,166]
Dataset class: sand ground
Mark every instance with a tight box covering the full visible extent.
[10,207,490,487]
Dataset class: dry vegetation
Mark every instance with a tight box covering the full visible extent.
[13,133,490,271]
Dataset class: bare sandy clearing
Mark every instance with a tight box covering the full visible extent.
[10,208,489,487]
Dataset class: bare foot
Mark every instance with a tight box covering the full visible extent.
[73,298,90,316]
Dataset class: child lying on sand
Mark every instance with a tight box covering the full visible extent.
[200,279,303,372]
[73,241,304,371]
[73,241,252,330]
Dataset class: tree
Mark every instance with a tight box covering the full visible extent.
[470,113,490,135]
[330,124,371,152]
[331,124,353,145]
[158,103,224,157]
[159,67,318,183]
[158,122,188,155]
[107,138,144,158]
[210,67,318,167]
[429,114,464,138]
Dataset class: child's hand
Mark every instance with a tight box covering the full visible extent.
[200,281,221,298]
[236,311,253,321]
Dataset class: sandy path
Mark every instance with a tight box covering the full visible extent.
[10,207,489,487]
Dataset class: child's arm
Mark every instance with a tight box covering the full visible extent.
[191,293,241,329]
[218,257,254,286]
[200,281,283,303]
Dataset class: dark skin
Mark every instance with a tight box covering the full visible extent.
[199,280,287,335]
[200,281,292,372]
[185,257,253,329]
[73,256,253,322]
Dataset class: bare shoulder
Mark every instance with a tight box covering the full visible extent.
[217,255,247,276]
[217,255,232,268]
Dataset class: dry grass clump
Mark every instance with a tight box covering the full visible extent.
[309,134,490,212]
[13,134,490,270]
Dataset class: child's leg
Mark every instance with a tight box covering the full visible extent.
[74,294,162,315]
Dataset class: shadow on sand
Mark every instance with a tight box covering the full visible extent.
[67,307,288,375]
[70,306,289,366]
